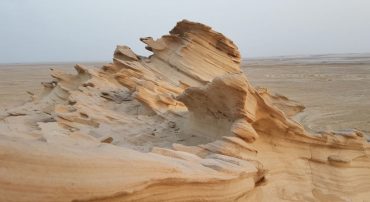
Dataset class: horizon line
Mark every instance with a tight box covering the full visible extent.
[1,52,370,65]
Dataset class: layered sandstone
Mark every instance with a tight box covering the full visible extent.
[0,20,369,202]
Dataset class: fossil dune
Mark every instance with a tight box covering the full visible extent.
[0,20,369,202]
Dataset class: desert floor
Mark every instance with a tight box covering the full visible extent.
[1,55,369,136]
[243,54,370,137]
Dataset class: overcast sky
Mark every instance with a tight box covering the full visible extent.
[1,0,370,63]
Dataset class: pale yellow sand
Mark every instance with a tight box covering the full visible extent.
[243,54,370,135]
[0,63,104,107]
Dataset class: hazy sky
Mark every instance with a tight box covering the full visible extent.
[1,0,370,63]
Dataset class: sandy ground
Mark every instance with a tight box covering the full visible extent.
[243,54,370,135]
[0,55,369,135]
[0,63,106,107]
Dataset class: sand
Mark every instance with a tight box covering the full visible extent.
[243,54,370,136]
[0,20,369,201]
[0,63,105,107]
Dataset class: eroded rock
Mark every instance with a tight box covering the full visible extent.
[0,20,369,202]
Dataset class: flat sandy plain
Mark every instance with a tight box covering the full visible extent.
[0,54,369,136]
[243,54,370,137]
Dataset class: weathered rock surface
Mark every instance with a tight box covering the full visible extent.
[0,20,369,202]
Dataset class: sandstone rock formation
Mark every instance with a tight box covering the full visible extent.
[0,20,369,202]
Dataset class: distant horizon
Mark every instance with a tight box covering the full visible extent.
[1,52,370,65]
